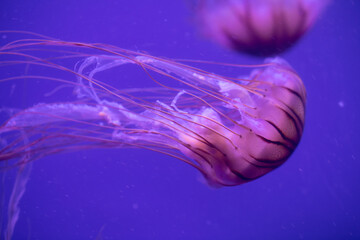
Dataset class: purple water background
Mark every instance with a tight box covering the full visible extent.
[0,0,359,239]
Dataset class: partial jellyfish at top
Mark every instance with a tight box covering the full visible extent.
[0,33,306,188]
[195,0,328,56]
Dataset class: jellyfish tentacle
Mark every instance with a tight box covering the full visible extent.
[170,90,188,114]
[75,54,242,151]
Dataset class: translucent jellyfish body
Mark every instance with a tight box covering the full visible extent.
[0,36,306,187]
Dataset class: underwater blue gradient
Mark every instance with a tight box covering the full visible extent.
[0,0,359,239]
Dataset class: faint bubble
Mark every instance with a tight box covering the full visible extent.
[338,101,345,108]
[132,203,139,210]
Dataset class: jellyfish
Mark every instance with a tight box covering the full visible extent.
[0,34,306,187]
[0,34,306,238]
[195,0,328,56]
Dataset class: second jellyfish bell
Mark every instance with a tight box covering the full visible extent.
[195,0,328,56]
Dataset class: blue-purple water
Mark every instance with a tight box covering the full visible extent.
[0,0,359,239]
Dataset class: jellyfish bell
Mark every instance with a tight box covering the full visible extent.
[175,58,305,186]
[0,35,305,188]
[195,0,328,56]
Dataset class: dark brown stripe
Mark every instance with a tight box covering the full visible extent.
[276,105,302,140]
[255,133,292,152]
[282,86,306,110]
[233,156,281,169]
[265,120,297,147]
[231,169,257,181]
[286,103,305,129]
[250,153,288,164]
